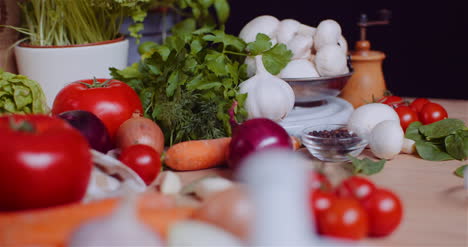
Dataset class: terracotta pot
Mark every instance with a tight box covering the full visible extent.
[15,37,129,107]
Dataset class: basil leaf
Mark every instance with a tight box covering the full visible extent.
[445,133,466,161]
[419,118,465,139]
[415,140,454,161]
[405,121,424,141]
[454,165,468,178]
[262,43,293,75]
[348,156,386,175]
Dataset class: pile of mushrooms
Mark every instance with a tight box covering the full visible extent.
[239,16,349,78]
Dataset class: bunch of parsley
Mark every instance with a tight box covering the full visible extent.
[111,19,292,145]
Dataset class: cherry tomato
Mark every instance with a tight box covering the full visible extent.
[52,78,143,138]
[395,105,419,131]
[419,102,448,125]
[310,189,335,220]
[119,144,162,185]
[317,198,368,240]
[0,115,92,211]
[335,176,377,201]
[361,188,403,237]
[379,96,405,108]
[409,98,430,113]
[309,171,333,191]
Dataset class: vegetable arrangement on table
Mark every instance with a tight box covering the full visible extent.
[0,0,466,245]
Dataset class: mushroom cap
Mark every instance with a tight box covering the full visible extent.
[239,15,280,43]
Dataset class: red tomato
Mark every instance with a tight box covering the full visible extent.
[119,144,162,185]
[419,102,448,125]
[51,78,143,138]
[335,176,377,201]
[379,96,405,108]
[317,198,368,240]
[409,98,430,113]
[0,115,92,211]
[309,171,333,191]
[395,106,419,131]
[310,189,335,220]
[361,188,403,237]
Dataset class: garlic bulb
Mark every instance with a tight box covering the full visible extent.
[313,19,342,51]
[287,34,314,59]
[338,35,348,54]
[314,45,348,76]
[239,15,280,43]
[240,56,295,121]
[279,59,319,78]
[244,56,256,78]
[68,188,162,246]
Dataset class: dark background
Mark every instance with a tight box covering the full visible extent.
[225,0,468,100]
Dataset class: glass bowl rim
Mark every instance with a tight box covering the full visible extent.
[301,124,368,143]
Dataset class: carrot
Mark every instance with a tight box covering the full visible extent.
[0,192,195,246]
[290,136,302,150]
[164,137,231,171]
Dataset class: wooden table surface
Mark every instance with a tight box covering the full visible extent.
[177,98,468,247]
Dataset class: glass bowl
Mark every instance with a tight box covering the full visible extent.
[301,124,368,162]
[281,58,353,106]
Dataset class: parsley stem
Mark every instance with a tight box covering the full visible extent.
[223,51,247,56]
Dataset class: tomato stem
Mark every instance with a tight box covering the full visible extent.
[76,77,113,88]
[8,117,36,133]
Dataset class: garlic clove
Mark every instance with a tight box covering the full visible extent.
[313,19,342,51]
[401,138,416,154]
[314,44,348,76]
[193,176,234,200]
[158,171,182,195]
[239,15,280,43]
[279,59,319,78]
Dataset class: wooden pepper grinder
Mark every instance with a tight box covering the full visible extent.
[340,10,391,108]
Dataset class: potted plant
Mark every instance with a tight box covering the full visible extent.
[6,0,151,106]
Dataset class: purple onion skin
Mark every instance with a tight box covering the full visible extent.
[58,110,113,153]
[228,118,292,170]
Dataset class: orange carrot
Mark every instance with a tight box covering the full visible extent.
[0,192,195,246]
[290,136,302,150]
[164,137,231,171]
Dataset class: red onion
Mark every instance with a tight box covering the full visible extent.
[58,110,113,153]
[228,118,292,170]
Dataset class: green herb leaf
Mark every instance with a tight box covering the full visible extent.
[445,133,467,160]
[214,0,230,24]
[171,18,197,35]
[405,121,424,141]
[247,33,272,55]
[415,140,454,161]
[262,43,293,75]
[166,71,180,97]
[348,156,386,175]
[419,118,465,139]
[454,165,468,178]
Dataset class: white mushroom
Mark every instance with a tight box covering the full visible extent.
[244,56,256,78]
[347,103,400,141]
[279,59,319,78]
[298,24,316,37]
[338,35,348,54]
[276,19,302,44]
[313,19,342,51]
[287,34,314,59]
[369,120,404,159]
[239,15,280,43]
[314,45,348,76]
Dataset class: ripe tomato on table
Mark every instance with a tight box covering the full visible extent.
[119,144,162,185]
[51,78,143,138]
[361,188,403,237]
[378,95,405,108]
[395,105,419,131]
[0,115,92,211]
[317,198,368,240]
[409,98,430,113]
[419,102,448,125]
[335,176,377,201]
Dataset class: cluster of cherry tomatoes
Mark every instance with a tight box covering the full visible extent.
[309,172,403,240]
[379,96,448,131]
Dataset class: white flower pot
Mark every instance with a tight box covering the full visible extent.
[15,37,129,107]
